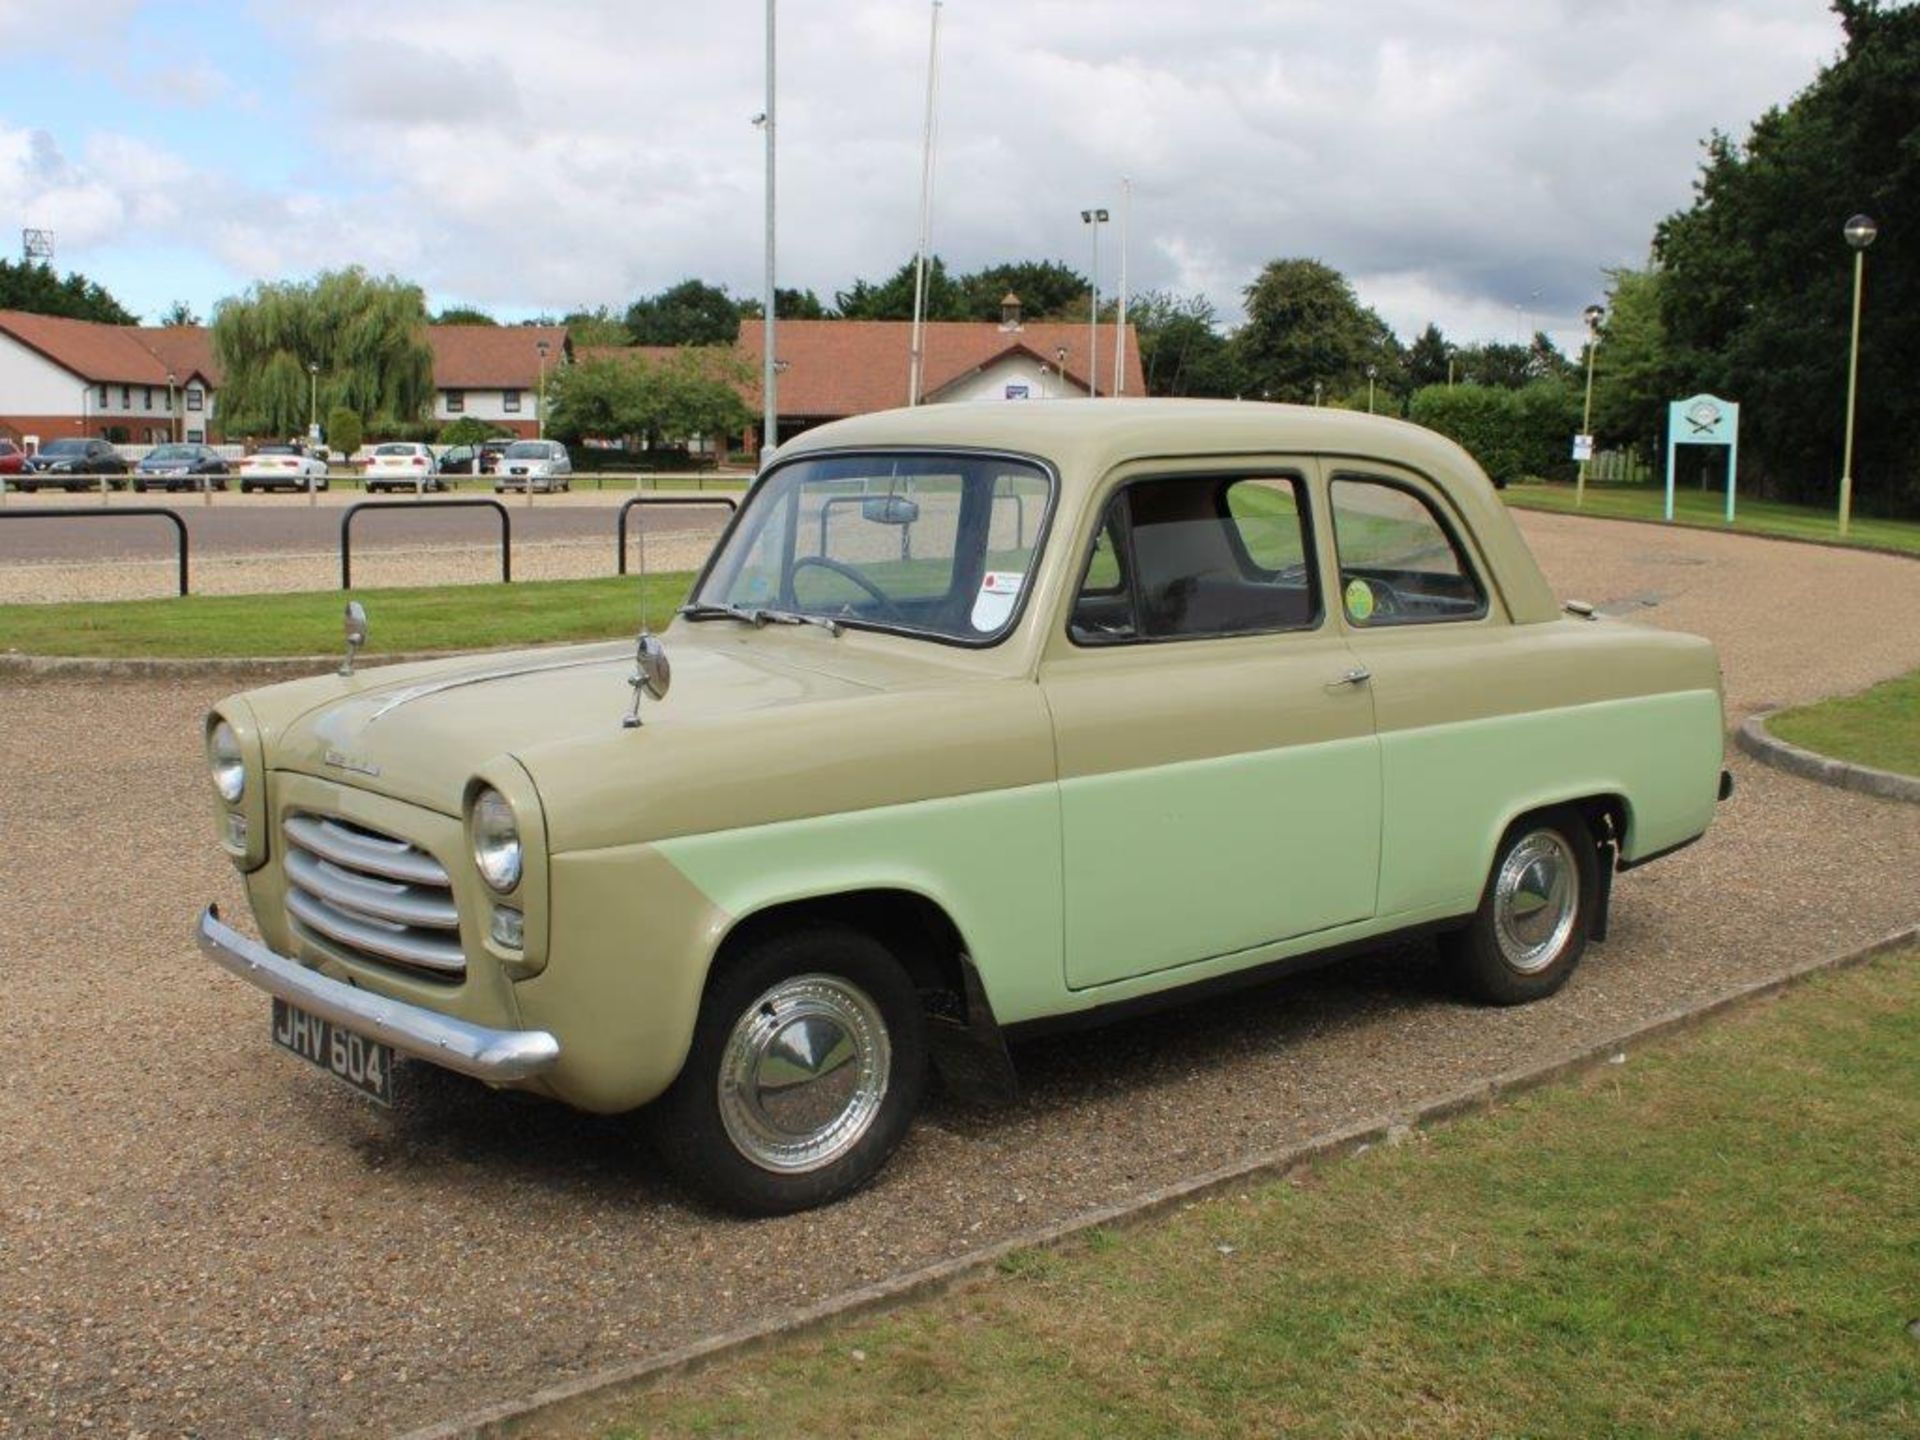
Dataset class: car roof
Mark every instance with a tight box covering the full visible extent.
[775,399,1557,625]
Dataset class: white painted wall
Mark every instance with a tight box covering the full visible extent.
[0,333,92,412]
[930,353,1086,403]
[435,387,534,423]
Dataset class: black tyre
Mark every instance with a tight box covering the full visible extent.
[1442,806,1598,1005]
[132,480,147,492]
[651,924,927,1216]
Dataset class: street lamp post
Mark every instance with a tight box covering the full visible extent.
[1053,345,1068,396]
[1080,208,1108,397]
[1366,365,1378,414]
[1838,213,1876,538]
[307,361,319,440]
[166,370,178,444]
[759,0,778,456]
[536,338,552,435]
[1576,303,1605,507]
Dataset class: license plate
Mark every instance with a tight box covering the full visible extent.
[271,998,396,1107]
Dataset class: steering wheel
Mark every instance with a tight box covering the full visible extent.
[791,555,903,619]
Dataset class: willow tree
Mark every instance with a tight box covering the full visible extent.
[212,268,435,438]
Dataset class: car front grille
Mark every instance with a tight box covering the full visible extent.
[282,812,465,980]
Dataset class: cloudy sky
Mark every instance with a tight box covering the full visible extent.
[0,0,1843,351]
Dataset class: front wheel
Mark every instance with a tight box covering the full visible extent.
[1442,807,1598,1005]
[651,925,927,1216]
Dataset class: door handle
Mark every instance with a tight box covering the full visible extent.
[1327,666,1371,689]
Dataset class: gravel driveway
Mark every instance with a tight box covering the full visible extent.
[2,512,1917,1438]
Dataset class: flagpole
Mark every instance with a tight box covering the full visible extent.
[1112,176,1130,396]
[906,0,943,406]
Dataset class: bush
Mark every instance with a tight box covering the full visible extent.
[1409,381,1579,485]
[439,415,512,448]
[326,406,363,459]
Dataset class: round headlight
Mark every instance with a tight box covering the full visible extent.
[471,787,522,893]
[208,719,246,804]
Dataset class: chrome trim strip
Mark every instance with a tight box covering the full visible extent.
[284,849,460,930]
[364,655,613,722]
[285,888,467,973]
[284,813,448,886]
[198,905,558,1082]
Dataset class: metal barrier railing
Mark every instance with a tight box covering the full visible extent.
[341,498,510,590]
[0,506,189,595]
[616,495,740,576]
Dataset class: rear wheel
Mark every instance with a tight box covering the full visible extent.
[651,925,926,1216]
[1443,807,1598,1005]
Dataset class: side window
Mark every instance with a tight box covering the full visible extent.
[1070,474,1318,645]
[1329,476,1486,626]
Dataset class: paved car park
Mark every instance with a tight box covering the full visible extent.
[1,511,1917,1438]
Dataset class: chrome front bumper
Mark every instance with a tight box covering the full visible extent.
[197,904,560,1083]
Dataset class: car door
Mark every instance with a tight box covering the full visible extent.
[1040,460,1381,991]
[1322,465,1519,918]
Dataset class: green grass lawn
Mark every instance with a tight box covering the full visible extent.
[0,572,694,658]
[1769,667,1920,778]
[610,950,1920,1440]
[1505,481,1920,557]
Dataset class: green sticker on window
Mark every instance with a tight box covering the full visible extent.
[1344,577,1375,621]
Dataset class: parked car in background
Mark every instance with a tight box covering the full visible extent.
[134,443,230,492]
[198,401,1732,1216]
[436,438,513,476]
[364,442,446,493]
[494,439,572,492]
[0,440,24,476]
[238,444,331,493]
[19,437,129,490]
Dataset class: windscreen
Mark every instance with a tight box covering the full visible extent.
[695,452,1052,644]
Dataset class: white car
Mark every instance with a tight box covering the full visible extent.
[493,439,572,492]
[237,444,330,492]
[364,442,446,493]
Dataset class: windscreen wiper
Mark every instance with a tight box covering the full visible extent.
[678,602,844,636]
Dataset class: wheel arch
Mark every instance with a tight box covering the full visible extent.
[1481,788,1629,942]
[708,883,1018,1105]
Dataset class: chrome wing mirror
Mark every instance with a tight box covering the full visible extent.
[339,601,368,677]
[622,632,671,729]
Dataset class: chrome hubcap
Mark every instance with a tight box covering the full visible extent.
[717,973,891,1174]
[1493,830,1578,974]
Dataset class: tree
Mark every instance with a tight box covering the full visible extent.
[545,349,751,449]
[1128,290,1242,397]
[159,300,199,327]
[1654,0,1920,514]
[1232,258,1401,404]
[1405,322,1454,389]
[562,305,631,347]
[1453,341,1539,389]
[439,414,511,446]
[212,267,435,437]
[0,259,136,323]
[834,256,970,321]
[326,406,363,460]
[739,288,828,321]
[433,305,497,326]
[959,261,1089,319]
[625,279,742,345]
[1588,266,1678,454]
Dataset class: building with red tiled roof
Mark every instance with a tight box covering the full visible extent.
[0,311,222,446]
[427,324,569,437]
[737,309,1145,444]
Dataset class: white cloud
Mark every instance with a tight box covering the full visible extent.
[11,0,1846,345]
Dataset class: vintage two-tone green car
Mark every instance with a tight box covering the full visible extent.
[200,401,1730,1214]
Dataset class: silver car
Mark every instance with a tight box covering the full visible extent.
[493,440,572,493]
